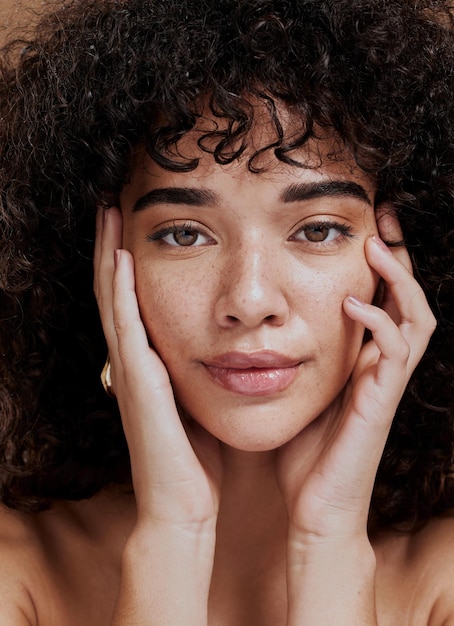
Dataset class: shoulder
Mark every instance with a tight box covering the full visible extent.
[374,512,454,625]
[411,514,454,625]
[0,489,133,626]
[0,503,46,625]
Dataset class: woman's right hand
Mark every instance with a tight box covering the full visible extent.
[94,206,221,624]
[94,205,222,527]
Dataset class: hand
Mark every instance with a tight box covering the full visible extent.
[93,206,222,531]
[276,210,436,543]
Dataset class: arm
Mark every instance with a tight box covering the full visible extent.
[94,207,221,625]
[286,535,377,625]
[277,212,436,624]
[112,522,215,625]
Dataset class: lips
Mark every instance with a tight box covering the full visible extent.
[203,351,303,396]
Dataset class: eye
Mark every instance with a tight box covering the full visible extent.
[291,220,353,244]
[164,227,204,247]
[147,222,215,247]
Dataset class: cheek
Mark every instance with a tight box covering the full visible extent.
[323,250,378,305]
[292,250,377,316]
[338,259,378,359]
[133,259,214,361]
[295,255,378,365]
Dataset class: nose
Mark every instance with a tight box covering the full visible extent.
[214,243,290,329]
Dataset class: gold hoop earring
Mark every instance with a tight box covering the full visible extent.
[100,356,116,398]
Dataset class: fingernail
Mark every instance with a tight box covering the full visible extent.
[114,249,121,267]
[346,295,365,307]
[372,235,392,255]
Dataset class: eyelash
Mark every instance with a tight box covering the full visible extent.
[147,220,355,248]
[147,221,214,247]
[290,220,355,246]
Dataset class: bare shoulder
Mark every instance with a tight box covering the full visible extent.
[374,512,454,625]
[411,513,454,625]
[0,489,132,625]
[0,503,45,625]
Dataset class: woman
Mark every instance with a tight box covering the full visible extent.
[0,0,452,623]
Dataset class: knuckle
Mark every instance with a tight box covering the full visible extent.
[424,311,437,335]
[113,315,129,336]
[113,307,141,337]
[413,306,437,338]
[395,337,411,363]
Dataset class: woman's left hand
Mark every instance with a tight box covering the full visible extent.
[276,211,436,623]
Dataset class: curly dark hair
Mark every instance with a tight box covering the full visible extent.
[0,0,452,529]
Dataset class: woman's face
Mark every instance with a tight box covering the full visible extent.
[120,125,379,451]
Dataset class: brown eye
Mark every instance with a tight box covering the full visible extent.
[303,224,331,242]
[173,228,199,246]
[148,224,215,247]
[291,221,353,245]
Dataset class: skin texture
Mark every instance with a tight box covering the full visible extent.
[120,134,379,452]
[0,120,444,624]
[0,2,451,623]
[0,0,451,526]
[89,118,437,624]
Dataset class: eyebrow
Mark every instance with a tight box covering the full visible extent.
[132,180,372,212]
[133,187,219,212]
[280,181,372,205]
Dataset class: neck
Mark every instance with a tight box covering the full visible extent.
[209,445,289,624]
[218,445,285,527]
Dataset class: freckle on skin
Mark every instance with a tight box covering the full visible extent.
[122,118,378,449]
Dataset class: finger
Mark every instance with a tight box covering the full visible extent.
[344,296,411,406]
[374,207,412,321]
[111,249,197,481]
[112,253,219,524]
[94,206,123,349]
[375,205,412,273]
[365,235,436,366]
[111,248,167,384]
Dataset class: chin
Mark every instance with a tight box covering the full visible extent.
[179,388,330,452]
[199,417,306,452]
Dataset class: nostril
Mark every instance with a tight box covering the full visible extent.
[214,278,290,329]
[226,313,277,324]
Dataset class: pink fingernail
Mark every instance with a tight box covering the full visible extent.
[346,295,365,307]
[114,249,121,267]
[372,235,392,254]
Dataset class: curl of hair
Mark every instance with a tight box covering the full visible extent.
[0,0,452,528]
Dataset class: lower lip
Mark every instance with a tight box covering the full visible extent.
[205,365,300,396]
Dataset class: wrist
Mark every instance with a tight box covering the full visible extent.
[115,522,216,626]
[286,533,377,625]
[126,517,217,572]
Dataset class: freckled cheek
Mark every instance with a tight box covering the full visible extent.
[324,250,378,303]
[133,262,215,362]
[291,257,378,362]
[355,258,380,303]
[292,253,377,310]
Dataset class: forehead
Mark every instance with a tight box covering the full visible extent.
[122,103,376,205]
[161,99,359,168]
[122,157,376,215]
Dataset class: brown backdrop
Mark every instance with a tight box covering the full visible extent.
[0,0,46,44]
